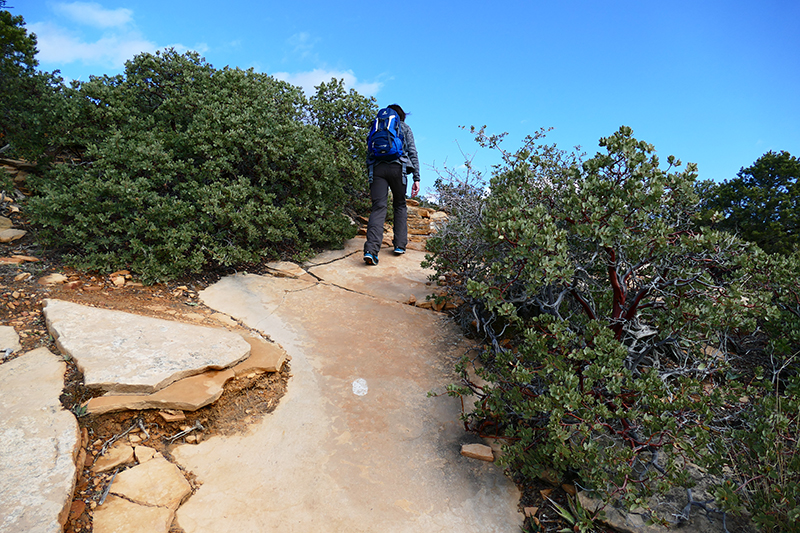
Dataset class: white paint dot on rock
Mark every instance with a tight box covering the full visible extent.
[352,378,368,396]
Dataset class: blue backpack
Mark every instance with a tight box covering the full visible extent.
[367,107,404,161]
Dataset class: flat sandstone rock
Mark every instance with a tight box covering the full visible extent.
[93,495,173,533]
[0,325,21,355]
[0,348,80,533]
[43,299,250,394]
[109,455,192,510]
[85,369,236,415]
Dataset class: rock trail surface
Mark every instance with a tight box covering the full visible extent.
[173,237,523,533]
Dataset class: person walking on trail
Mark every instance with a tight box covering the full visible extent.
[363,104,420,266]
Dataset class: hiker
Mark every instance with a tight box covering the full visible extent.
[363,104,420,265]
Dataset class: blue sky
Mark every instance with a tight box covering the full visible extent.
[18,0,800,189]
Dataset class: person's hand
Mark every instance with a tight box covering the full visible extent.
[411,181,420,198]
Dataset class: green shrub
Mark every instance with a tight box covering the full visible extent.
[426,126,770,518]
[27,50,363,282]
[718,374,800,531]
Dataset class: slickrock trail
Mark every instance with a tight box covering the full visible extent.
[172,238,522,532]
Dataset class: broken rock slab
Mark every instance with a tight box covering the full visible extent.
[232,333,287,375]
[85,369,235,415]
[43,299,250,394]
[110,455,192,511]
[263,261,307,279]
[92,442,135,473]
[93,495,173,533]
[0,348,81,533]
[0,325,21,356]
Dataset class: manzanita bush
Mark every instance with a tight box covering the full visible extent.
[25,50,375,282]
[425,126,790,521]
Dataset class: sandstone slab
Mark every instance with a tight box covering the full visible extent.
[0,348,80,533]
[93,495,173,533]
[0,325,21,356]
[43,299,250,394]
[85,369,236,415]
[232,333,287,375]
[174,272,522,533]
[110,455,192,510]
[92,442,135,473]
[134,446,158,464]
[305,236,436,304]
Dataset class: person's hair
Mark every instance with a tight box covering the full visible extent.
[388,104,406,121]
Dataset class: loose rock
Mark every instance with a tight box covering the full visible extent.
[460,443,494,462]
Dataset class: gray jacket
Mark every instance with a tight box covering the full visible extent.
[367,120,420,183]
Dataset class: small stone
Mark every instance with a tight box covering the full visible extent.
[38,273,68,285]
[64,281,83,290]
[460,443,494,462]
[14,272,31,281]
[185,434,197,444]
[128,433,142,444]
[158,409,186,422]
[92,442,135,473]
[0,228,26,243]
[407,295,417,306]
[69,499,86,521]
[134,446,157,464]
[11,255,39,262]
[112,276,125,287]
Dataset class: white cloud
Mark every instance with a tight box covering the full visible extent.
[286,32,318,61]
[52,1,133,28]
[29,21,157,71]
[273,69,381,97]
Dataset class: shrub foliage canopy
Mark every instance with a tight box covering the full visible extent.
[426,126,800,526]
[26,50,374,281]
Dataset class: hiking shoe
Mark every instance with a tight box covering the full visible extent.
[363,252,378,265]
[393,247,406,255]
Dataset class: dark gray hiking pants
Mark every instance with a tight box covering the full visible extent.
[365,162,407,256]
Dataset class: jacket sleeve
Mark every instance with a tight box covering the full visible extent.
[401,122,421,182]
